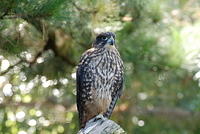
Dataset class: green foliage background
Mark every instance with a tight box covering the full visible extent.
[0,0,200,134]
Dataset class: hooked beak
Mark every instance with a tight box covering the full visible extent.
[107,36,115,45]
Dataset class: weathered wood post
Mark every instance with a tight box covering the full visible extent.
[77,114,126,134]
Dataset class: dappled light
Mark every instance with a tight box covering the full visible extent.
[0,0,200,134]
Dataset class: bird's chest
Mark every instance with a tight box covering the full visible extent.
[88,51,119,104]
[91,51,118,79]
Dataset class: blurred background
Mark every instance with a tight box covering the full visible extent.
[0,0,200,134]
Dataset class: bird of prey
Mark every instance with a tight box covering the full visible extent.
[76,32,124,128]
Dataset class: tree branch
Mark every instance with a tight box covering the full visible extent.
[129,106,200,119]
[1,100,199,120]
[0,59,24,75]
[0,13,52,20]
[72,2,98,14]
[0,6,12,20]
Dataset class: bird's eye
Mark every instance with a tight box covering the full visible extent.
[102,36,107,40]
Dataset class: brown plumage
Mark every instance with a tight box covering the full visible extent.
[76,32,124,128]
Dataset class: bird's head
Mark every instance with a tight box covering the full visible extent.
[93,32,116,48]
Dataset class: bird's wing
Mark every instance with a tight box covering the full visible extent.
[76,48,95,127]
[103,54,124,118]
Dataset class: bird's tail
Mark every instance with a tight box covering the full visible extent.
[103,96,119,118]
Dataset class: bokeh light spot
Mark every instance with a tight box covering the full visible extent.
[138,120,145,127]
[18,130,27,134]
[1,59,10,71]
[16,111,25,122]
[3,83,13,96]
[27,119,37,126]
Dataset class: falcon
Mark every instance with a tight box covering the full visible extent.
[76,32,124,128]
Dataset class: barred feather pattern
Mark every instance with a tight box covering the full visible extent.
[76,46,124,128]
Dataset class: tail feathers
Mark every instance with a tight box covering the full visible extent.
[103,96,119,118]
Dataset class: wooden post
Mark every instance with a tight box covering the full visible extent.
[77,114,126,134]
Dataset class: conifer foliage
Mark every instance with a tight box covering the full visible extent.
[0,0,200,133]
